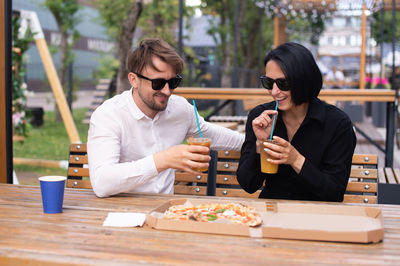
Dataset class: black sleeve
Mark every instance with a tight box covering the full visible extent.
[298,117,357,201]
[237,106,266,193]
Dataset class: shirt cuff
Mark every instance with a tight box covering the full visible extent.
[137,155,158,179]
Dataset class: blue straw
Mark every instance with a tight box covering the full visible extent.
[269,100,279,141]
[192,100,203,138]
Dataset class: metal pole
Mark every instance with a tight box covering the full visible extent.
[68,62,73,113]
[232,0,239,88]
[385,0,397,167]
[178,0,183,56]
[5,0,13,183]
[258,6,263,87]
[380,0,384,80]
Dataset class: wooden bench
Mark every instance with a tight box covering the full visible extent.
[378,167,400,204]
[66,144,378,204]
[66,143,91,189]
[82,79,112,124]
[174,149,378,204]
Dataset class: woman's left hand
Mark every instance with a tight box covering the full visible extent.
[263,136,305,173]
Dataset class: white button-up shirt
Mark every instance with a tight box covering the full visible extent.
[87,89,244,197]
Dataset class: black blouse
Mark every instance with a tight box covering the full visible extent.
[237,98,357,202]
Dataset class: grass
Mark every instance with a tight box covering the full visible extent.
[13,106,213,179]
[13,108,89,177]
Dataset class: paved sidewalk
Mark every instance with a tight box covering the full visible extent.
[27,90,96,111]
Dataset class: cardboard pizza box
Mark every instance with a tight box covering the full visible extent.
[261,202,384,243]
[146,199,384,243]
[146,198,265,237]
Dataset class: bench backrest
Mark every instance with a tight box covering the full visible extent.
[209,150,378,204]
[66,143,91,189]
[66,144,378,203]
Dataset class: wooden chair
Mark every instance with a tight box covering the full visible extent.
[66,143,91,189]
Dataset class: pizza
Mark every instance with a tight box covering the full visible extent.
[163,202,262,227]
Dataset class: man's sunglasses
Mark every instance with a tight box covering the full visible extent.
[134,72,182,91]
[260,76,291,91]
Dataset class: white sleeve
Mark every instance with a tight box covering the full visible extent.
[87,108,158,198]
[184,101,245,151]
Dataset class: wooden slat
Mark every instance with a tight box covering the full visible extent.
[346,182,377,193]
[66,179,92,189]
[70,143,87,152]
[67,167,89,177]
[217,150,241,159]
[216,175,239,185]
[350,168,377,179]
[217,161,238,172]
[378,168,387,184]
[216,188,260,198]
[174,88,396,102]
[210,122,238,130]
[384,167,397,184]
[351,154,378,165]
[174,185,207,195]
[68,155,88,164]
[175,172,207,183]
[343,194,377,204]
[392,168,400,184]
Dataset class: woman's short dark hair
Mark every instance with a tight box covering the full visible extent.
[264,42,322,105]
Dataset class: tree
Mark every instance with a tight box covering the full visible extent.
[97,0,143,94]
[43,0,81,120]
[371,10,400,44]
[201,0,274,88]
[98,0,143,94]
[97,0,196,93]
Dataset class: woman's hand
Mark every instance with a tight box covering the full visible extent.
[263,136,305,174]
[252,110,278,142]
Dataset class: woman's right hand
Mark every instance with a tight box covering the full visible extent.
[252,110,278,142]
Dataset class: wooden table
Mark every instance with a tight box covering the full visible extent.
[1,184,400,265]
[210,121,239,130]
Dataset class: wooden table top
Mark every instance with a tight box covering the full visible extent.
[210,121,239,130]
[1,184,400,265]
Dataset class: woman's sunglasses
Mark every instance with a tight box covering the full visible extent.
[260,76,291,91]
[134,72,182,91]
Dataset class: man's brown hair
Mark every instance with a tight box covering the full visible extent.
[126,38,184,75]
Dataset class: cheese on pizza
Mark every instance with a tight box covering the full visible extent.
[163,202,262,227]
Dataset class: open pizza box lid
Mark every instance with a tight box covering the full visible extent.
[146,199,384,243]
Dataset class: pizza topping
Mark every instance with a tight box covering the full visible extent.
[163,202,262,227]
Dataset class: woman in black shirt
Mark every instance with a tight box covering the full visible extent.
[237,42,356,202]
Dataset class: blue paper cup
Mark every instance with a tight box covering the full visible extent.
[38,176,67,214]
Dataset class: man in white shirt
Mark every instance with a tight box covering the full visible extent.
[87,38,244,197]
[325,66,345,89]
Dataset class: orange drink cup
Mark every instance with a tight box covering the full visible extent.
[187,137,211,172]
[260,140,278,174]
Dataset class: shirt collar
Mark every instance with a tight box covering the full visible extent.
[127,87,171,121]
[306,98,325,124]
[128,88,146,120]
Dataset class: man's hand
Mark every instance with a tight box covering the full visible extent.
[154,144,211,174]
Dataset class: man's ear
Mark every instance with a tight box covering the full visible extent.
[128,72,137,88]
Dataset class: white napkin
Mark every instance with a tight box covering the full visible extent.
[103,212,146,227]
